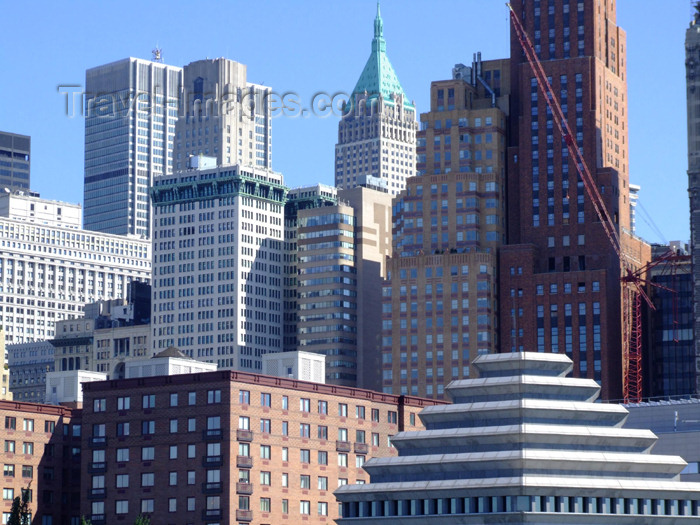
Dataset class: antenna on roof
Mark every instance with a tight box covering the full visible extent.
[152,46,163,63]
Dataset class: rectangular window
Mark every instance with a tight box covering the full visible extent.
[260,392,271,407]
[116,474,129,488]
[260,419,270,433]
[338,404,348,417]
[318,476,328,490]
[117,397,130,410]
[260,471,271,486]
[355,406,365,419]
[188,392,196,405]
[300,500,310,515]
[44,421,55,433]
[141,447,154,461]
[318,502,328,516]
[115,500,128,515]
[300,474,311,489]
[318,400,328,414]
[300,398,310,412]
[22,419,34,432]
[93,399,106,412]
[188,418,196,432]
[5,417,15,430]
[22,465,33,478]
[300,423,310,438]
[239,390,250,404]
[317,425,328,440]
[260,497,271,512]
[3,465,14,477]
[4,441,14,453]
[141,472,155,487]
[208,390,221,404]
[169,393,178,407]
[300,449,310,463]
[116,448,129,462]
[141,421,155,435]
[318,450,328,465]
[22,442,33,455]
[371,409,380,422]
[260,445,271,459]
[142,395,155,409]
[238,416,250,430]
[169,419,178,433]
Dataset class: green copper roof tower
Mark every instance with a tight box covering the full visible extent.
[351,3,413,108]
[335,3,417,197]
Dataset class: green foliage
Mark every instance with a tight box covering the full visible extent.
[133,515,151,525]
[7,483,30,525]
[80,516,93,525]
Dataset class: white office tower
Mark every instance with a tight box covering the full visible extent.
[151,160,285,371]
[334,5,417,196]
[337,352,700,523]
[84,57,182,238]
[174,58,271,171]
[0,191,151,344]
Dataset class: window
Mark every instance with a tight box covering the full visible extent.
[300,500,310,515]
[168,498,177,512]
[372,433,380,446]
[356,455,365,467]
[282,473,289,487]
[260,445,271,459]
[5,417,15,430]
[188,418,196,432]
[260,471,271,486]
[338,478,348,486]
[44,421,55,433]
[116,474,129,488]
[169,419,178,433]
[141,420,155,435]
[2,489,12,500]
[117,396,130,410]
[187,497,195,511]
[318,451,328,465]
[22,419,34,432]
[371,409,380,422]
[318,425,328,440]
[300,449,310,463]
[318,476,328,490]
[93,398,106,412]
[387,411,397,424]
[238,416,250,430]
[260,392,271,407]
[338,453,348,467]
[208,390,222,404]
[188,391,196,405]
[355,406,365,419]
[116,448,129,462]
[318,400,328,414]
[116,422,129,437]
[260,497,271,512]
[141,472,154,487]
[282,421,288,436]
[142,394,155,409]
[318,502,329,516]
[338,403,348,417]
[282,395,288,410]
[207,416,221,431]
[3,441,13,453]
[188,444,197,458]
[169,393,178,407]
[22,442,33,455]
[300,423,310,438]
[282,499,289,514]
[115,500,129,515]
[3,465,14,477]
[141,447,154,461]
[260,419,271,433]
[300,474,311,489]
[282,447,288,461]
[338,428,348,441]
[141,499,154,513]
[22,466,33,478]
[187,471,196,485]
[300,398,310,412]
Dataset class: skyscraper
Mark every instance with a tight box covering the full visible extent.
[685,5,700,392]
[150,160,286,371]
[174,58,272,171]
[0,131,30,191]
[335,4,417,196]
[499,0,648,400]
[382,59,509,398]
[84,57,182,238]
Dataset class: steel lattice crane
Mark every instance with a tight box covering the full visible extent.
[507,3,673,403]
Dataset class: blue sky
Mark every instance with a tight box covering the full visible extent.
[0,1,691,244]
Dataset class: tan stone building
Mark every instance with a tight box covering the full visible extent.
[382,57,510,398]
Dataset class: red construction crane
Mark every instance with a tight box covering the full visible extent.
[507,3,669,403]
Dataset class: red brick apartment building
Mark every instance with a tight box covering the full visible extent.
[79,370,442,525]
[0,401,81,524]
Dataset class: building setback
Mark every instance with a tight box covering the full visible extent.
[84,57,182,238]
[499,0,649,400]
[150,162,286,371]
[337,351,700,523]
[685,6,700,395]
[80,367,441,525]
[0,131,30,191]
[382,58,509,399]
[0,192,151,345]
[335,5,417,196]
[174,58,272,171]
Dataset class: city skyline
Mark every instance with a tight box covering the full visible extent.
[0,0,691,244]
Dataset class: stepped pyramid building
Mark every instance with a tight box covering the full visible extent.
[336,352,700,522]
[334,4,417,196]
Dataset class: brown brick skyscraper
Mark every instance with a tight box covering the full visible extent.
[500,0,647,400]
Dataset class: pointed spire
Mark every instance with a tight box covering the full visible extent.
[374,2,383,38]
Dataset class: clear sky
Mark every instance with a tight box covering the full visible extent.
[0,0,691,245]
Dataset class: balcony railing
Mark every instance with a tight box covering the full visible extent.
[89,436,107,447]
[354,442,369,454]
[336,440,351,452]
[88,488,106,499]
[237,455,253,468]
[237,429,253,442]
[236,482,253,495]
[203,428,223,441]
[88,462,106,473]
[202,481,222,494]
[202,509,222,521]
[202,455,223,467]
[236,509,253,522]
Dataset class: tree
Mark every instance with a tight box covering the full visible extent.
[133,515,151,525]
[7,482,31,525]
[80,517,93,525]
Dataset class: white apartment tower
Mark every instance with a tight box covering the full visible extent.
[84,57,182,238]
[0,191,151,344]
[334,5,417,196]
[151,162,286,371]
[174,58,271,171]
